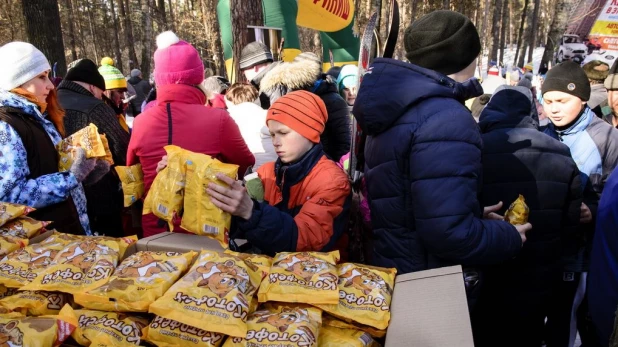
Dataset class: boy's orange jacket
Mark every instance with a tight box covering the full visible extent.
[235,144,351,253]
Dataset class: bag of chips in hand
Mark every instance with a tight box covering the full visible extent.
[149,251,261,337]
[258,251,340,305]
[144,316,225,347]
[0,202,35,227]
[99,134,114,165]
[181,152,238,248]
[315,263,396,330]
[70,308,149,347]
[74,251,196,312]
[115,164,145,207]
[57,123,107,172]
[143,145,188,229]
[504,194,530,225]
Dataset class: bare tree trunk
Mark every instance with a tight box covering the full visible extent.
[230,0,263,83]
[480,0,490,57]
[110,0,123,71]
[514,0,530,66]
[157,0,167,29]
[167,0,175,31]
[518,0,534,67]
[489,0,503,62]
[119,0,139,70]
[443,0,450,9]
[21,0,67,76]
[199,0,225,75]
[85,0,100,64]
[63,0,78,62]
[527,0,541,63]
[141,0,153,78]
[541,0,576,67]
[498,0,508,65]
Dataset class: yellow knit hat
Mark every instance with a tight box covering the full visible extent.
[98,57,127,90]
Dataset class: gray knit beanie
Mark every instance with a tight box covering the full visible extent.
[0,42,51,91]
[239,42,273,70]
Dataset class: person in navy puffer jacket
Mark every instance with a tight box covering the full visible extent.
[472,85,582,347]
[353,10,531,277]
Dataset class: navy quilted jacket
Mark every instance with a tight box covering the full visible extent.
[353,59,523,274]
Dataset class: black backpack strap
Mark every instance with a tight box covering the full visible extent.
[166,103,173,145]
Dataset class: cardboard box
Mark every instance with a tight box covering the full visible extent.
[385,265,474,347]
[135,232,226,253]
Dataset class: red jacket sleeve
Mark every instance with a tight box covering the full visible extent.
[219,114,255,175]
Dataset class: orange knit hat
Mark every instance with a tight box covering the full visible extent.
[266,90,328,143]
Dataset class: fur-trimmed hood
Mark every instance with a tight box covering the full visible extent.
[259,59,321,94]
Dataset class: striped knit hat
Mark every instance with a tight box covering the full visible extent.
[98,57,127,90]
[266,90,328,143]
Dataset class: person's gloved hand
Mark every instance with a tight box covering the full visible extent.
[69,148,96,183]
[83,159,111,186]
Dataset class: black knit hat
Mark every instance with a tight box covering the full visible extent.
[541,61,591,101]
[583,60,610,82]
[65,59,106,91]
[239,42,273,70]
[404,10,480,76]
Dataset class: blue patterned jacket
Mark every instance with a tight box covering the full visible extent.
[0,91,91,235]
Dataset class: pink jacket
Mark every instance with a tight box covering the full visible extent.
[127,84,255,236]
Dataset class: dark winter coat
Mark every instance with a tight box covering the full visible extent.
[472,88,583,345]
[589,168,618,347]
[58,79,130,233]
[128,76,151,116]
[353,58,523,275]
[260,59,351,162]
[543,107,618,272]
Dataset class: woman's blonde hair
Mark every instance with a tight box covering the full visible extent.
[225,83,259,105]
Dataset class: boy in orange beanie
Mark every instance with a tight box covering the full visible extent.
[206,90,351,254]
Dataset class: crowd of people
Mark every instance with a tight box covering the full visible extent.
[0,8,617,347]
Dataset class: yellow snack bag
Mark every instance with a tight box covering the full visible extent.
[0,235,27,258]
[315,263,396,330]
[20,235,137,294]
[99,134,114,165]
[144,316,225,347]
[0,232,74,288]
[322,315,386,339]
[0,291,71,316]
[115,164,145,207]
[149,251,261,337]
[143,145,188,227]
[0,304,77,347]
[57,123,107,171]
[224,251,272,280]
[504,194,530,225]
[74,251,196,312]
[245,304,321,347]
[181,153,238,248]
[0,203,35,227]
[0,285,18,300]
[258,251,340,305]
[71,308,149,347]
[0,217,50,239]
[318,325,380,347]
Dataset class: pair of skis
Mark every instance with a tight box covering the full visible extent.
[348,0,400,183]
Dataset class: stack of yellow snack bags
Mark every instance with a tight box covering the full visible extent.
[0,202,50,258]
[143,145,239,247]
[57,123,114,172]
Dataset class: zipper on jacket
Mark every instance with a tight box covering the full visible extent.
[277,167,288,204]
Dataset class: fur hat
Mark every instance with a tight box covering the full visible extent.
[154,31,204,87]
[542,61,591,101]
[0,42,51,91]
[583,60,610,82]
[605,59,618,90]
[259,58,322,100]
[404,10,480,76]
